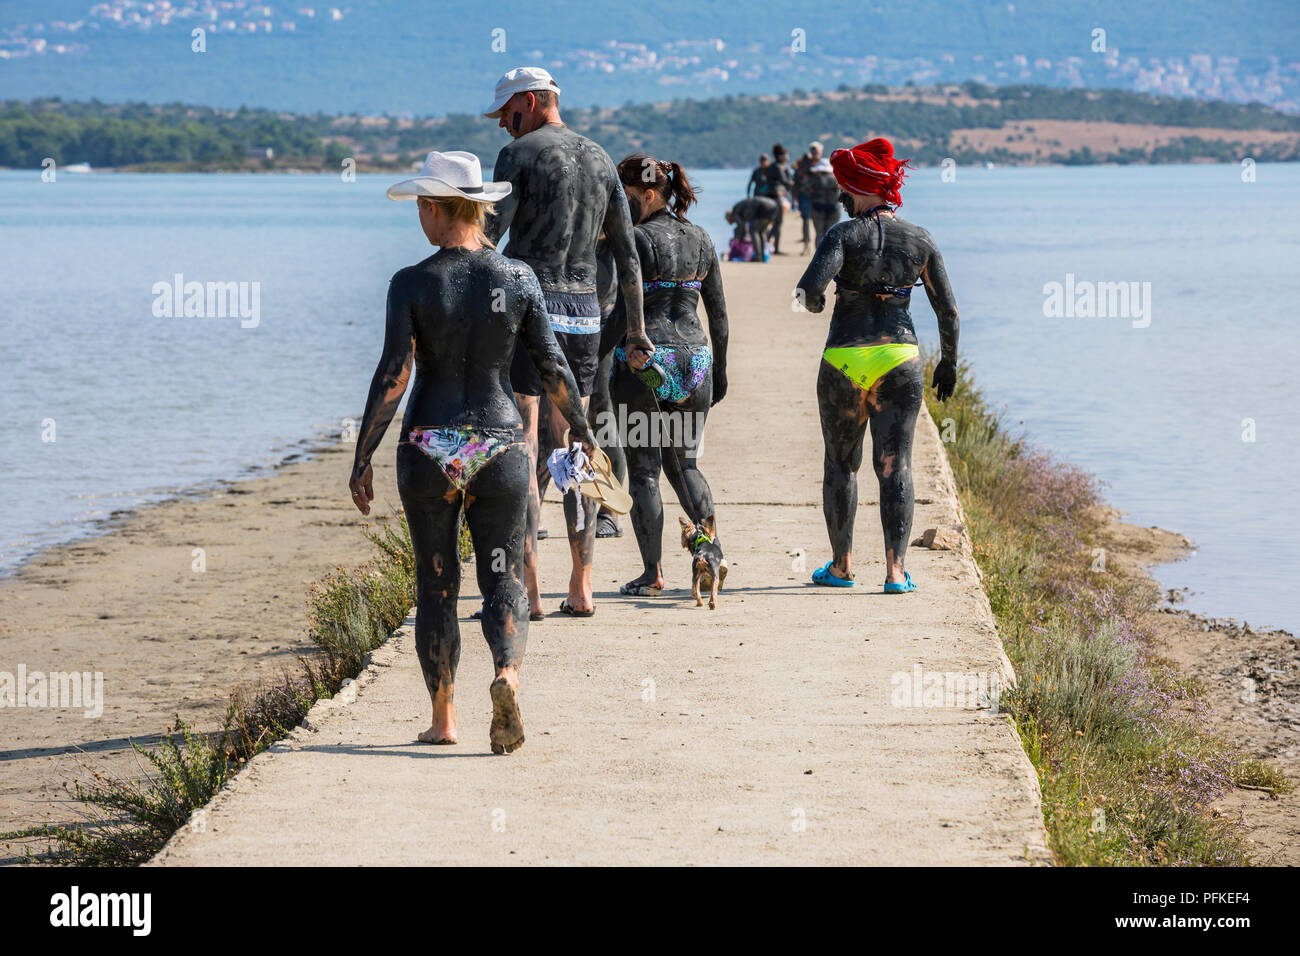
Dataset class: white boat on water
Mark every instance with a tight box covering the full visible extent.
[62,163,93,173]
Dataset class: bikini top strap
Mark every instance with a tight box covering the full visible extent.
[643,279,703,291]
[832,276,923,297]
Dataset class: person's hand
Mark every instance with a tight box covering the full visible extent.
[932,358,957,402]
[349,462,374,515]
[795,286,824,313]
[624,330,655,371]
[564,425,598,462]
[711,369,728,406]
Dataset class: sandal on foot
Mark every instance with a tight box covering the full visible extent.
[884,571,917,593]
[595,513,623,538]
[619,582,662,596]
[558,600,595,617]
[811,560,855,588]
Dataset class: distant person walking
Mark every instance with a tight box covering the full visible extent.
[785,141,816,254]
[805,149,841,247]
[794,138,959,593]
[792,141,824,254]
[746,154,771,198]
[482,67,654,618]
[756,143,794,254]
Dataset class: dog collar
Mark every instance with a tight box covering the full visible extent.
[694,533,712,548]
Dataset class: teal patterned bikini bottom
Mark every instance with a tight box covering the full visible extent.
[615,343,713,403]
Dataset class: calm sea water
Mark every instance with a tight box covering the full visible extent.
[1,165,1297,632]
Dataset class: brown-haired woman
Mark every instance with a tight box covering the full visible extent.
[607,155,729,596]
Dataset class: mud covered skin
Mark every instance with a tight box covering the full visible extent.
[590,237,627,489]
[351,246,590,745]
[815,359,923,580]
[485,123,646,348]
[537,239,627,498]
[609,208,728,586]
[796,211,959,582]
[486,123,647,613]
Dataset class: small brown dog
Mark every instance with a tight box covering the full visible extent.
[679,515,726,610]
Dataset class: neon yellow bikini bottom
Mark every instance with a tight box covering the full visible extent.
[822,343,919,392]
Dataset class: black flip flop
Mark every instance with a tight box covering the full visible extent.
[595,513,623,538]
[558,600,594,618]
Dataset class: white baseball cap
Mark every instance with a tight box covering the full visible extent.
[386,150,511,203]
[483,66,562,117]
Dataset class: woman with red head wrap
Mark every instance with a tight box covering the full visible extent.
[795,137,960,593]
[828,138,910,207]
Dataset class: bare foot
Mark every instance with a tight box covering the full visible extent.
[418,725,457,745]
[418,692,457,744]
[489,677,525,755]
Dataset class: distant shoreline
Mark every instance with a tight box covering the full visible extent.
[0,422,349,583]
[4,156,1291,176]
[7,83,1298,174]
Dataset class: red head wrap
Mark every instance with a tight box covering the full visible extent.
[829,138,911,207]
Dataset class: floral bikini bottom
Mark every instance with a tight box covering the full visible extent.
[404,426,523,491]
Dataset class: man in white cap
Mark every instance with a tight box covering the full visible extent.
[483,66,652,619]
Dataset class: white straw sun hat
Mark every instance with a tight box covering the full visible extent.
[386,150,511,203]
[483,66,562,118]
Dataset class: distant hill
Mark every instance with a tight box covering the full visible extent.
[5,84,1298,172]
[1,0,1298,114]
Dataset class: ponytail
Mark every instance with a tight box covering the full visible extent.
[665,161,697,220]
[617,153,697,221]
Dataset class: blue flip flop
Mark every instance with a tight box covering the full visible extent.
[811,560,855,588]
[884,571,917,593]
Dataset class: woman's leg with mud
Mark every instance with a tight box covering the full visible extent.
[868,360,924,584]
[817,360,869,580]
[535,393,554,499]
[396,444,464,744]
[590,351,626,534]
[659,375,716,543]
[463,444,531,754]
[514,394,544,617]
[611,361,665,592]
